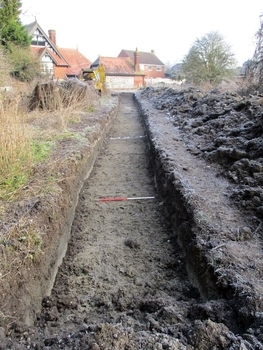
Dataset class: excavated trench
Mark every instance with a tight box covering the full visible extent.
[6,92,262,349]
[36,92,197,348]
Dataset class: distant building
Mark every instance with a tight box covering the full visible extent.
[27,21,91,79]
[91,55,146,89]
[118,49,165,79]
[26,25,165,89]
[90,48,165,89]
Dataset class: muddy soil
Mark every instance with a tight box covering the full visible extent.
[4,94,191,349]
[3,91,263,349]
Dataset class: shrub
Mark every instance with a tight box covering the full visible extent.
[7,43,41,82]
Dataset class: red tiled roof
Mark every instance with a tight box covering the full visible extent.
[46,48,68,66]
[91,56,143,76]
[119,49,165,66]
[30,46,68,66]
[59,48,91,76]
[30,46,46,58]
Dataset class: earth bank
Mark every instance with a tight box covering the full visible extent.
[1,88,263,349]
[0,96,119,327]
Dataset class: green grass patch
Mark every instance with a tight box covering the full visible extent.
[55,131,85,142]
[30,140,54,162]
[0,150,31,200]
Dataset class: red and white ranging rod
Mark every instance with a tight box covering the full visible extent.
[99,196,155,202]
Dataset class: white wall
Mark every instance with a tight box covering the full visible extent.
[106,76,134,90]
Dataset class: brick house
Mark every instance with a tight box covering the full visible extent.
[118,49,165,79]
[91,55,146,90]
[27,21,91,79]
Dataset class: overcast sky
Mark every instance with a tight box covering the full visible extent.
[20,0,262,67]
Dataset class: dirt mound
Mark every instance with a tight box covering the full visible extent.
[135,87,263,348]
[140,86,263,225]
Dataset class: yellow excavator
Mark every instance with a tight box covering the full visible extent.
[80,64,106,94]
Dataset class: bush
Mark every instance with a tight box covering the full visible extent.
[7,43,41,82]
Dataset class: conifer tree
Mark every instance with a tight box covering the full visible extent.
[0,0,31,47]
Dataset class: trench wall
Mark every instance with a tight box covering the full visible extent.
[32,100,120,322]
[134,93,227,300]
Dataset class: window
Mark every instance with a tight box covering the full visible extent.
[32,31,45,46]
[41,55,54,77]
[147,65,152,71]
[156,66,162,71]
[42,54,52,63]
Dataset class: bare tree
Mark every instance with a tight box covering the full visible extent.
[181,31,237,85]
[248,14,263,87]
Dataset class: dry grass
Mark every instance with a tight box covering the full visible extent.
[30,79,99,130]
[0,47,12,88]
[0,48,33,201]
[0,78,99,200]
[0,74,101,279]
[181,77,241,94]
[0,93,32,200]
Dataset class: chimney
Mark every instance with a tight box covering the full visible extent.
[48,29,56,45]
[151,49,155,55]
[134,48,140,72]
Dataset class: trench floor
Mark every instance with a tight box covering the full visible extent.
[31,93,197,349]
